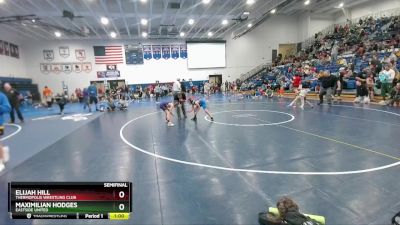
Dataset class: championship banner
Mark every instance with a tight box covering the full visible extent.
[0,41,4,55]
[162,45,171,59]
[40,63,51,74]
[43,50,54,61]
[97,70,120,78]
[143,45,152,60]
[51,64,61,74]
[4,42,10,56]
[179,44,187,59]
[152,45,161,60]
[62,64,72,73]
[73,64,82,73]
[171,45,179,59]
[10,44,19,58]
[106,65,117,70]
[59,47,70,58]
[125,44,144,64]
[82,62,92,73]
[75,49,86,61]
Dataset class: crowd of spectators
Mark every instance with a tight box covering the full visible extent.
[245,14,400,105]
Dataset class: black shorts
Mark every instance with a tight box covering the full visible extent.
[0,126,4,136]
[89,96,98,104]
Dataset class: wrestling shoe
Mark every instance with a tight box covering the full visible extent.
[167,122,175,127]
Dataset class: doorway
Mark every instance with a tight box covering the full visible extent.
[209,74,222,86]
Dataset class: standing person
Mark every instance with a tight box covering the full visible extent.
[87,83,98,112]
[42,86,53,108]
[172,78,182,115]
[366,72,375,102]
[176,79,187,119]
[0,90,11,172]
[160,101,175,127]
[82,88,90,111]
[317,71,334,105]
[187,97,214,121]
[154,83,161,103]
[3,83,24,123]
[54,93,68,115]
[379,64,395,104]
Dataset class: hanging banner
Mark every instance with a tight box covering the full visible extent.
[143,45,152,60]
[162,45,171,59]
[62,63,72,73]
[73,63,82,73]
[75,49,86,61]
[82,62,92,73]
[40,63,51,74]
[180,44,187,59]
[59,46,70,58]
[51,64,61,74]
[171,45,179,59]
[9,43,19,58]
[0,41,3,55]
[4,42,10,56]
[97,70,121,78]
[152,45,161,60]
[43,50,54,61]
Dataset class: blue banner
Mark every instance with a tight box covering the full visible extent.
[180,44,187,59]
[152,45,161,60]
[162,45,171,59]
[143,45,152,60]
[171,45,179,59]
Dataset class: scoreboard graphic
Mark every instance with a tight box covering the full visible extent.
[8,182,132,220]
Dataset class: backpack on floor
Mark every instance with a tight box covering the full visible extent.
[284,211,322,225]
[392,211,400,225]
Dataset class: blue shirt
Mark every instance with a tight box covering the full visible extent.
[88,85,97,97]
[0,92,11,126]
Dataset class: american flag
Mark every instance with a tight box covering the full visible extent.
[93,46,124,64]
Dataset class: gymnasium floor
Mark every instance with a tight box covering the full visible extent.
[0,95,399,225]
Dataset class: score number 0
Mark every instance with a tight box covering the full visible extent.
[118,191,126,211]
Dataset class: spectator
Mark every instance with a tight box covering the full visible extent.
[154,84,161,103]
[0,90,11,172]
[388,83,400,106]
[379,64,395,103]
[42,86,53,108]
[3,83,24,124]
[87,83,98,112]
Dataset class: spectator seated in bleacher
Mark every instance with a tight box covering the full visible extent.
[388,83,400,107]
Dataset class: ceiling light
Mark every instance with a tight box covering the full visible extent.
[304,0,310,5]
[0,0,4,4]
[208,32,213,37]
[338,2,344,8]
[247,23,252,28]
[100,17,109,25]
[142,32,148,38]
[31,19,36,23]
[222,19,228,25]
[140,0,147,2]
[180,32,185,37]
[110,31,117,38]
[188,19,195,25]
[246,0,255,5]
[141,18,148,26]
[54,31,61,38]
[202,0,211,4]
[243,11,250,15]
[270,9,276,14]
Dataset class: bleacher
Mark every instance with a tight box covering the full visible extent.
[241,12,400,97]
